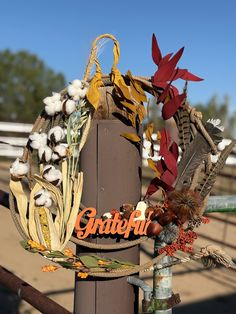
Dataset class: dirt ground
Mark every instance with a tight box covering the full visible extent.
[0,161,236,314]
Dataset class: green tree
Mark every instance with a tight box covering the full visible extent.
[0,50,65,123]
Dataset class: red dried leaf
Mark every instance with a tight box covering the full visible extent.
[145,177,174,196]
[162,93,186,120]
[159,129,171,156]
[156,159,166,175]
[154,47,184,82]
[173,69,203,81]
[161,170,176,186]
[152,34,162,66]
[159,53,173,67]
[159,129,178,177]
[169,141,179,161]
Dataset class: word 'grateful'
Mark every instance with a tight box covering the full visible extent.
[75,207,152,239]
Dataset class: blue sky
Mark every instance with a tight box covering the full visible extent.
[0,0,236,110]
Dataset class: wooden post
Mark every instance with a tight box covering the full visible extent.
[74,86,141,314]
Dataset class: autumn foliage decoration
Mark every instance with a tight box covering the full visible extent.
[8,33,236,277]
[151,34,203,120]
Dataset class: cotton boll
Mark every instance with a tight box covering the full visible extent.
[77,87,88,99]
[54,100,63,113]
[29,132,47,150]
[51,144,67,161]
[67,79,88,100]
[10,158,28,177]
[43,165,62,186]
[51,92,61,101]
[43,96,52,106]
[64,99,76,115]
[29,133,42,149]
[51,154,59,162]
[67,85,77,97]
[48,126,65,143]
[34,189,53,207]
[80,81,89,98]
[54,144,67,157]
[42,164,54,175]
[45,104,56,116]
[72,80,82,88]
[43,92,62,116]
[38,145,52,162]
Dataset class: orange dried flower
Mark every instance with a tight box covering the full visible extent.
[28,240,46,251]
[98,259,111,266]
[73,261,84,268]
[64,248,74,257]
[42,265,59,272]
[77,272,88,279]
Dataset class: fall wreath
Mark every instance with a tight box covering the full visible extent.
[9,34,236,278]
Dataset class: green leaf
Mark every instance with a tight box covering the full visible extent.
[46,251,66,258]
[20,241,39,253]
[103,263,122,269]
[109,258,135,266]
[58,261,74,268]
[80,256,99,268]
[19,240,29,250]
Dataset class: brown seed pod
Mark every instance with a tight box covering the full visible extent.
[145,206,155,218]
[150,206,163,221]
[158,211,176,226]
[123,208,134,220]
[167,189,203,224]
[121,203,135,212]
[147,222,163,237]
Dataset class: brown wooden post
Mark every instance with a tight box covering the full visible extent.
[74,86,142,314]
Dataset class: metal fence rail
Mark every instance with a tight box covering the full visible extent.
[0,265,71,314]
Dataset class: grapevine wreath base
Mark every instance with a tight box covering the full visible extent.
[9,34,236,278]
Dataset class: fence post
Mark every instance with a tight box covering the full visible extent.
[73,87,142,314]
[153,241,172,314]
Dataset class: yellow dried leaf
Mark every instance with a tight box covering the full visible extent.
[147,159,161,178]
[120,101,137,113]
[145,123,154,142]
[86,61,103,110]
[9,180,29,237]
[137,104,146,123]
[127,70,147,103]
[127,113,136,128]
[28,183,42,243]
[121,133,141,143]
[44,207,61,251]
[111,68,130,100]
[62,172,83,250]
